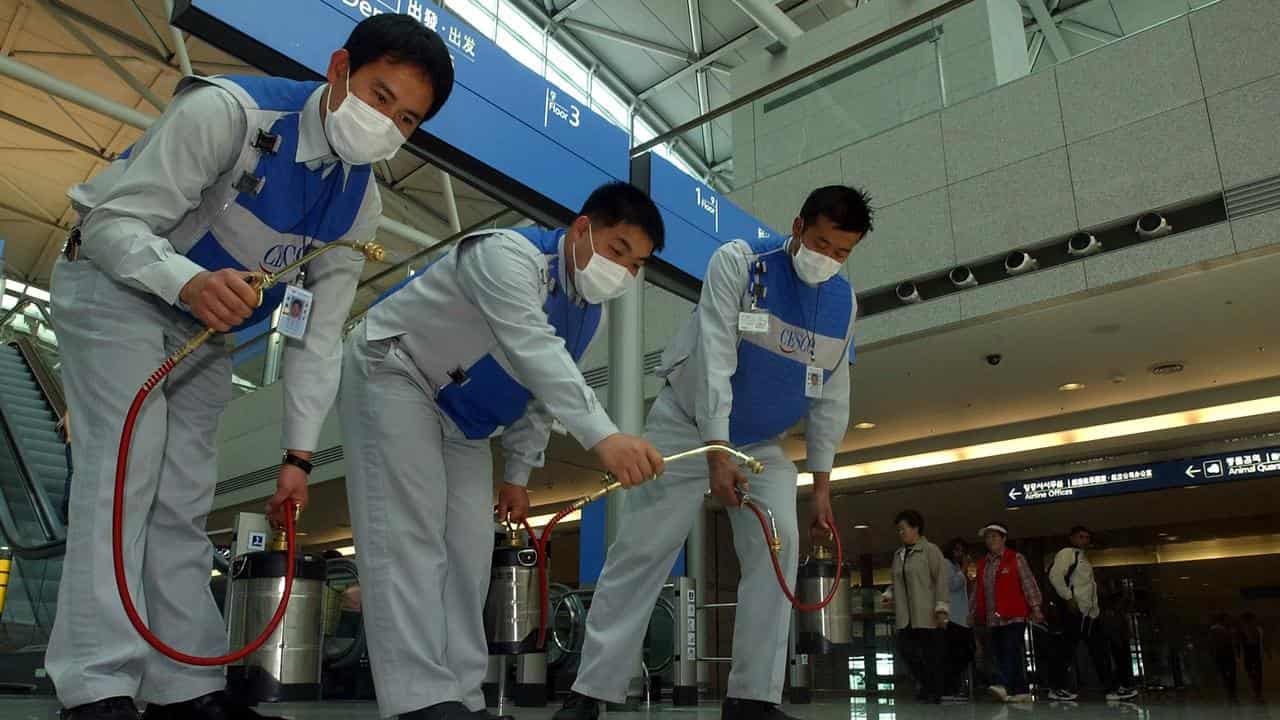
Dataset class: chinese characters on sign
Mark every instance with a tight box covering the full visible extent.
[344,0,477,61]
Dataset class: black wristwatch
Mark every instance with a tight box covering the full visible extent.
[282,452,313,475]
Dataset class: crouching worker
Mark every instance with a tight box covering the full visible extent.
[341,181,669,720]
[48,14,453,720]
[558,186,873,720]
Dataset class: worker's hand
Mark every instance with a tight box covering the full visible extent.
[180,269,259,332]
[495,483,530,524]
[593,433,664,488]
[810,488,836,545]
[707,447,748,507]
[1031,606,1046,626]
[267,463,309,527]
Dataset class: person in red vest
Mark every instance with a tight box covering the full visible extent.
[970,522,1044,704]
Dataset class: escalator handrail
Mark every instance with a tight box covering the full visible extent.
[0,461,66,560]
[0,364,67,553]
[11,338,66,420]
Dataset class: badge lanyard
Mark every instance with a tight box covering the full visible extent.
[277,158,341,340]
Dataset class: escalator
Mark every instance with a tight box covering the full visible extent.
[0,338,68,693]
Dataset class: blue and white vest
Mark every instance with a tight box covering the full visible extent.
[369,227,603,440]
[132,75,374,329]
[663,237,855,447]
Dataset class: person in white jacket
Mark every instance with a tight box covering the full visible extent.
[1047,526,1137,702]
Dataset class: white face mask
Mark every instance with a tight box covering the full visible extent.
[791,236,844,286]
[574,224,631,304]
[325,68,406,166]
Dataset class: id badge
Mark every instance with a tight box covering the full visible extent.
[277,285,314,340]
[804,364,823,399]
[737,311,770,334]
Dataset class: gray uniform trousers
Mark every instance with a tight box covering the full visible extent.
[46,257,231,707]
[573,387,799,704]
[340,325,495,719]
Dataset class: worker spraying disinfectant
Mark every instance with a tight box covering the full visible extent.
[558,185,874,720]
[338,181,668,720]
[47,15,453,720]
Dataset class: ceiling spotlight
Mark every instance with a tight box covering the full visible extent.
[1058,382,1086,392]
[1067,232,1102,257]
[1136,212,1172,239]
[1005,250,1039,276]
[853,524,871,530]
[896,281,922,305]
[949,266,978,288]
[1150,362,1185,376]
[853,421,877,430]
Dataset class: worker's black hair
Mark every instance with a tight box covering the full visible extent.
[1069,525,1092,536]
[800,185,875,235]
[947,537,968,556]
[579,181,666,254]
[894,509,924,533]
[344,14,455,120]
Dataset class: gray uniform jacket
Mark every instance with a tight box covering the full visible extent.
[656,239,852,471]
[363,229,618,486]
[67,82,381,452]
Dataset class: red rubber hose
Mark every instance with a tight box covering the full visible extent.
[113,359,298,666]
[522,503,583,651]
[745,502,844,612]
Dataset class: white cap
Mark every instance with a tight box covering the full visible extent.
[979,522,1008,538]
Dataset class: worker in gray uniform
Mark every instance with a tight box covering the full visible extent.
[557,185,874,720]
[341,181,669,720]
[46,16,453,720]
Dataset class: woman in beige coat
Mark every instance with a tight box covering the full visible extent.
[890,509,951,703]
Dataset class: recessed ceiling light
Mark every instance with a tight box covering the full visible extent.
[1158,532,1169,537]
[863,489,878,495]
[853,524,870,529]
[1166,535,1179,541]
[1058,382,1086,392]
[1179,576,1191,581]
[853,421,877,430]
[1150,362,1185,376]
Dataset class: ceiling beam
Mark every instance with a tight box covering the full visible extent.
[0,201,70,232]
[1058,18,1118,44]
[731,0,804,51]
[550,0,595,23]
[687,0,713,161]
[559,19,695,62]
[41,0,168,112]
[1,1,30,57]
[636,0,821,102]
[1023,0,1071,63]
[0,107,111,160]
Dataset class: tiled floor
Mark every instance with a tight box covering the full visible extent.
[0,696,1275,720]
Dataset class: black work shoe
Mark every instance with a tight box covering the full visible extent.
[722,697,800,720]
[401,701,475,720]
[62,697,141,720]
[553,692,601,720]
[141,691,281,720]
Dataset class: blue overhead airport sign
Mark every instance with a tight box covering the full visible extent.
[1004,445,1280,507]
[173,0,628,222]
[644,154,780,278]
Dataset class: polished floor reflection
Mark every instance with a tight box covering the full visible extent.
[0,696,1274,720]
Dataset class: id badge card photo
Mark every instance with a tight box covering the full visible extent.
[804,364,823,399]
[738,311,770,334]
[277,284,314,340]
